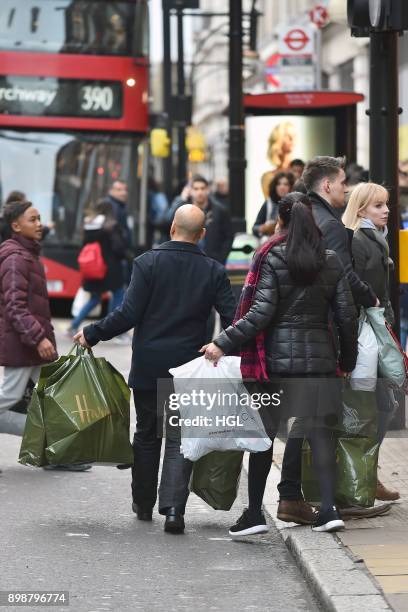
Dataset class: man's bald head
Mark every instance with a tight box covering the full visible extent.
[171,204,206,243]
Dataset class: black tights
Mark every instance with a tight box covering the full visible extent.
[248,442,274,518]
[308,428,336,512]
[248,428,336,516]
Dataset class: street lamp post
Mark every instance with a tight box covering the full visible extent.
[176,9,188,187]
[368,30,400,333]
[228,0,247,233]
[162,2,173,197]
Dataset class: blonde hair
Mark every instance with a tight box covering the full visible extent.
[342,182,389,231]
[267,121,296,166]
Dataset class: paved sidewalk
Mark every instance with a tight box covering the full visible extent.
[260,436,408,611]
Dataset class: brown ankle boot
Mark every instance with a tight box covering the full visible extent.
[376,479,400,501]
[277,500,317,525]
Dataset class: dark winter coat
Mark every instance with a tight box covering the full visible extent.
[215,245,358,376]
[309,192,377,308]
[105,195,132,248]
[167,196,234,264]
[81,215,127,294]
[84,241,237,389]
[352,228,394,324]
[252,199,279,238]
[0,235,56,367]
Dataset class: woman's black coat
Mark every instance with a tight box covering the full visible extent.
[214,244,358,376]
[352,228,394,324]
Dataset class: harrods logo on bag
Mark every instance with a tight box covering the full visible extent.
[73,394,110,425]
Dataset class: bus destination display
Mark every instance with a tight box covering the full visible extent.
[0,76,122,118]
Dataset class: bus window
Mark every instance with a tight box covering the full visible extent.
[0,130,141,246]
[0,0,148,57]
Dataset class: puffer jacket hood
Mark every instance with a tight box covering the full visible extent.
[0,235,41,264]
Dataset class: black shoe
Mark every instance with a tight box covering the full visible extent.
[229,508,269,537]
[10,378,35,415]
[43,463,92,472]
[132,502,152,521]
[312,506,345,532]
[164,507,185,534]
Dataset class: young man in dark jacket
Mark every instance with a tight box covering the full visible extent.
[167,175,234,265]
[74,204,236,533]
[276,156,387,525]
[0,201,57,435]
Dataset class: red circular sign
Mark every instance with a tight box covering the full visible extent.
[309,5,329,29]
[283,28,310,52]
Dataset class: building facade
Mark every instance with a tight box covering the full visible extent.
[191,0,408,180]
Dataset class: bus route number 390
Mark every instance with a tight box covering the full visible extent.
[81,86,114,112]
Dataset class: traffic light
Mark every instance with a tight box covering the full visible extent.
[347,0,408,32]
[150,128,171,158]
[185,128,206,163]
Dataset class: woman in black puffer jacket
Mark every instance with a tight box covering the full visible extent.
[204,193,358,535]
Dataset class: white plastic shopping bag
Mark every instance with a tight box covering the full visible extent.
[169,356,272,461]
[350,315,378,391]
[71,287,102,318]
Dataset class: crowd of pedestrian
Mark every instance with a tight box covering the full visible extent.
[0,153,407,539]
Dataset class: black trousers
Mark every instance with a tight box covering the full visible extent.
[131,389,193,515]
[278,418,336,506]
[278,436,304,501]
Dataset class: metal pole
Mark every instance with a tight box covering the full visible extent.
[369,31,400,333]
[228,0,246,233]
[162,2,173,198]
[315,27,322,90]
[177,9,188,187]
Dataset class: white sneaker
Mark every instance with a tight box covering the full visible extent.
[312,506,345,532]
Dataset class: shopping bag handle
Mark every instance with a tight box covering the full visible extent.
[68,343,94,357]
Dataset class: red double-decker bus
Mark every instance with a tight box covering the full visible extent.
[0,0,149,298]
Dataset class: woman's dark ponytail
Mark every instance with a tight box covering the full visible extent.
[279,193,326,285]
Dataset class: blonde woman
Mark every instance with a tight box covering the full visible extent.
[261,122,297,197]
[343,182,400,502]
[343,182,393,323]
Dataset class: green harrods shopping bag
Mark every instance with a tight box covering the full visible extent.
[301,383,379,507]
[190,450,243,511]
[302,438,379,508]
[19,346,133,467]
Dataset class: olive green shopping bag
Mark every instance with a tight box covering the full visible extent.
[191,450,243,510]
[302,437,379,508]
[19,354,78,466]
[19,346,133,466]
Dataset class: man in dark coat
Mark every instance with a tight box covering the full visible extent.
[167,175,234,265]
[105,180,131,247]
[276,156,385,525]
[304,156,377,308]
[75,204,236,533]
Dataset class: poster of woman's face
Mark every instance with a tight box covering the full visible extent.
[245,115,336,229]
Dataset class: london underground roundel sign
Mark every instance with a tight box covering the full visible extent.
[283,28,310,52]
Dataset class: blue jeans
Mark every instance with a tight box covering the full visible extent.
[71,287,124,331]
[108,286,125,313]
[70,293,101,331]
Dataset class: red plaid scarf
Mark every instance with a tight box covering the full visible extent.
[233,231,288,382]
